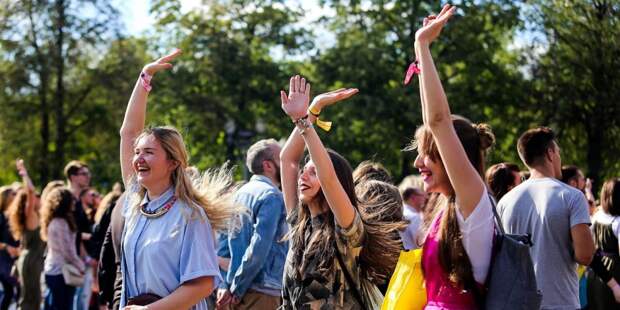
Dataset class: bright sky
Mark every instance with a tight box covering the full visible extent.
[118,0,335,59]
[118,1,537,61]
[120,0,331,35]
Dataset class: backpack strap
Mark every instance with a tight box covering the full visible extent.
[488,194,506,236]
[464,193,499,309]
[334,246,367,310]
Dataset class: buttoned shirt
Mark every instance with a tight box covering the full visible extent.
[120,186,221,309]
[225,175,288,298]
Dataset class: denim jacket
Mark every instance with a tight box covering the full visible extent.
[225,175,288,298]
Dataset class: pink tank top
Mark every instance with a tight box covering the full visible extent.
[421,212,478,310]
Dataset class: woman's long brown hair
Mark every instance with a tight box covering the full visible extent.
[8,189,28,240]
[40,187,76,241]
[410,115,495,288]
[287,149,357,280]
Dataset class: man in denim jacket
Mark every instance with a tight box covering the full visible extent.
[217,139,288,309]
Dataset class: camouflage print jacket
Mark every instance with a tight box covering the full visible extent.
[281,210,366,310]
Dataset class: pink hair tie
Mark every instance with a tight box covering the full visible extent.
[140,71,153,92]
[403,60,421,85]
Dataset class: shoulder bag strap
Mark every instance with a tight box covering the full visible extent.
[334,246,367,310]
[488,193,505,236]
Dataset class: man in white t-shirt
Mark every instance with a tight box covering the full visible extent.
[498,127,594,310]
[399,187,425,250]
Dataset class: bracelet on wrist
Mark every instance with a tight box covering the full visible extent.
[140,71,153,92]
[291,115,308,124]
[293,116,312,135]
[404,60,421,85]
[307,107,332,132]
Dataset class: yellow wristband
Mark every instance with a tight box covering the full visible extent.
[309,106,321,116]
[307,108,332,132]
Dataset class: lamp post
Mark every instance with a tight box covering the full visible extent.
[225,119,236,163]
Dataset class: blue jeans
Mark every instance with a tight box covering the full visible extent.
[45,274,76,310]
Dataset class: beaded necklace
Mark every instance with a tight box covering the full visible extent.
[140,195,177,218]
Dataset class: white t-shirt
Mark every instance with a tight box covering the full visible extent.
[400,204,421,250]
[455,188,494,284]
[498,177,590,310]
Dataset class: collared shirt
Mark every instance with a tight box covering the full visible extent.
[226,174,288,298]
[120,186,221,309]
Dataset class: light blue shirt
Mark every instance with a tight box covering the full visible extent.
[120,186,221,309]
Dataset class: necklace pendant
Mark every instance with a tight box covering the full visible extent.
[140,196,177,218]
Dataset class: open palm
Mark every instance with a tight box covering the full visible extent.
[415,4,456,45]
[311,88,359,111]
[143,49,182,76]
[281,75,311,120]
[15,159,27,176]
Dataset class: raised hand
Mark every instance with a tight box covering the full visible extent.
[585,178,592,192]
[15,159,28,177]
[310,88,359,112]
[142,49,182,76]
[415,4,457,45]
[281,75,311,120]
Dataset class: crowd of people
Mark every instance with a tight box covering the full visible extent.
[0,159,122,310]
[0,4,619,310]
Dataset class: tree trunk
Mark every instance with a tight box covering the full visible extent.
[585,121,602,193]
[27,0,51,185]
[39,71,50,185]
[53,0,66,179]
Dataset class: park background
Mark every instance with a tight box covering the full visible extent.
[0,0,618,192]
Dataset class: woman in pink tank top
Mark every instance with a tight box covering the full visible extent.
[407,4,496,309]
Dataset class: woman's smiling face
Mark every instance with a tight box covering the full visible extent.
[132,134,177,189]
[414,153,451,196]
[298,160,321,204]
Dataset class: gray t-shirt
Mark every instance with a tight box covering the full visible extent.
[498,177,590,310]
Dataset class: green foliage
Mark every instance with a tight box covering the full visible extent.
[528,0,620,186]
[313,0,527,180]
[0,0,618,192]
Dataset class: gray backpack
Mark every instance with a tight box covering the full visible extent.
[482,196,543,309]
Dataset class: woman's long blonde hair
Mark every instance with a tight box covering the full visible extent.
[129,126,243,232]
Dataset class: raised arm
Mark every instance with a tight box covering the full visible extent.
[16,159,38,230]
[414,5,484,218]
[281,76,359,228]
[119,49,182,187]
[279,76,358,216]
[279,76,314,215]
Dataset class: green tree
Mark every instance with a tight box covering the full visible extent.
[529,0,620,185]
[0,0,121,185]
[145,0,312,175]
[312,0,528,181]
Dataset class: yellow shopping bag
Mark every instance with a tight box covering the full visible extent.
[381,249,426,310]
